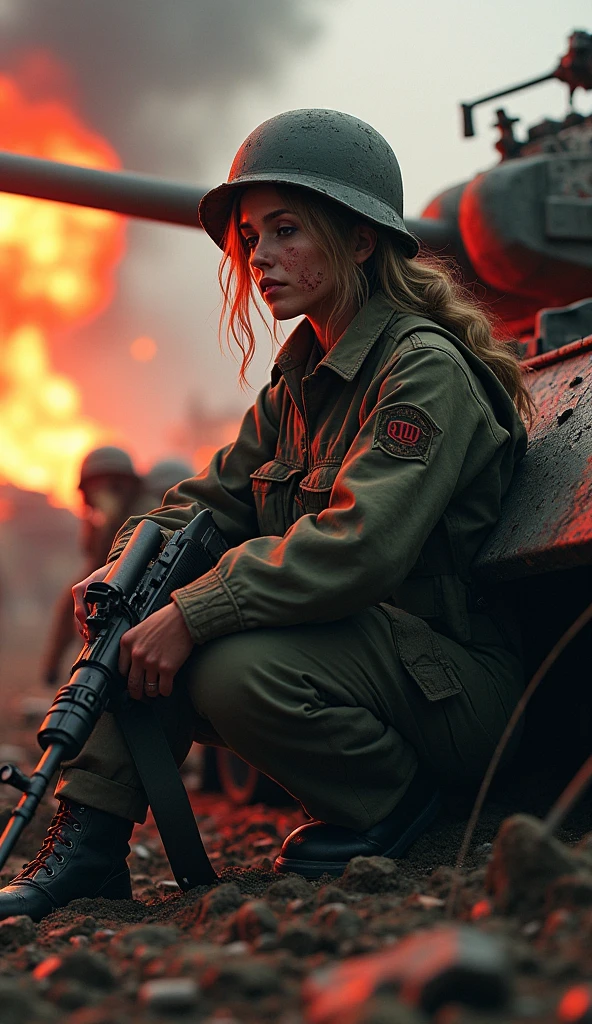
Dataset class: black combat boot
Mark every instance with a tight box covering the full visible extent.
[0,799,133,922]
[274,765,440,878]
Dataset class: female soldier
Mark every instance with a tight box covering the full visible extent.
[0,109,530,920]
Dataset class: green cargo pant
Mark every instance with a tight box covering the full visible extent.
[56,605,523,831]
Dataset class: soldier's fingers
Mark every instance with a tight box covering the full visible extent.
[127,665,145,701]
[118,632,133,676]
[144,665,160,699]
[125,641,146,700]
[72,585,88,632]
[158,667,174,698]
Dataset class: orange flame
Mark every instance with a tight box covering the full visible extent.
[0,69,126,508]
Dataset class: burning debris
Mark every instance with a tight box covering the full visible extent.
[0,73,126,508]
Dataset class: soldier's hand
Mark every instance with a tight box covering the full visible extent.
[118,602,193,699]
[72,564,110,635]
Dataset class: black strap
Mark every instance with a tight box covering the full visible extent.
[114,697,218,890]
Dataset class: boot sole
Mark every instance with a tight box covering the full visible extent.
[274,790,441,878]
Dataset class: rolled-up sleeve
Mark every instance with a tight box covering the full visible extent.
[173,344,506,644]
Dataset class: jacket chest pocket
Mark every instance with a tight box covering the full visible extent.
[295,464,340,517]
[250,460,302,535]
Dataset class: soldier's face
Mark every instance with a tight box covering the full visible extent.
[239,185,335,323]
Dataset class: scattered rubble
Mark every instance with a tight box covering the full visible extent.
[0,914,37,948]
[486,814,592,916]
[302,925,511,1022]
[0,788,587,1023]
[0,677,591,1023]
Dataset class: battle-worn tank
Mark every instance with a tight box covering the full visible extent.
[421,29,592,353]
[420,31,592,793]
[0,34,589,806]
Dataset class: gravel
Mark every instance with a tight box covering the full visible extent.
[1,668,592,1021]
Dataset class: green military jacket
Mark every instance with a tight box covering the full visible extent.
[110,291,527,647]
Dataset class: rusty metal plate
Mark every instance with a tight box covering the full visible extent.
[474,336,592,581]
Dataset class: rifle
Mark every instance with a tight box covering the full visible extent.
[0,508,226,887]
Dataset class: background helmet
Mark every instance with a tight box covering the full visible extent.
[144,458,193,501]
[78,446,138,489]
[198,108,419,257]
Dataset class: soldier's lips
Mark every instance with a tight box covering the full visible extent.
[262,284,287,298]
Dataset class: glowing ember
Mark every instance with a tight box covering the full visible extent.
[0,68,126,507]
[130,335,158,362]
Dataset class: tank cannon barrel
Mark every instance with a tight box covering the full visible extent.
[0,149,452,249]
[0,151,205,230]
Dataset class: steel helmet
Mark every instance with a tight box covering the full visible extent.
[78,446,138,489]
[144,458,193,500]
[198,109,419,257]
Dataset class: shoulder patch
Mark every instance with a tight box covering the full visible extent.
[372,403,442,463]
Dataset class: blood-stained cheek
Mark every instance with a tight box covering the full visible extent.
[278,245,326,292]
[297,268,325,292]
[279,246,300,271]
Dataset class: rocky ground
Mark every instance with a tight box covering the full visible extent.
[0,631,591,1024]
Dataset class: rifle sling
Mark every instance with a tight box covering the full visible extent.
[114,697,218,890]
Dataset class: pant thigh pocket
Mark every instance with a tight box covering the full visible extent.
[380,603,462,701]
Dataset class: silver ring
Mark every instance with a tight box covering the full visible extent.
[145,682,158,690]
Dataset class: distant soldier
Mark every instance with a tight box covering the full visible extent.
[40,449,194,686]
[40,446,143,686]
[143,458,194,509]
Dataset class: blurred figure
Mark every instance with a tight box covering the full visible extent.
[143,458,194,508]
[76,446,144,570]
[40,449,195,687]
[41,446,143,687]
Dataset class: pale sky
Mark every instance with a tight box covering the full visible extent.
[54,0,592,467]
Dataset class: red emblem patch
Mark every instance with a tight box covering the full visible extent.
[372,403,442,463]
[387,419,422,447]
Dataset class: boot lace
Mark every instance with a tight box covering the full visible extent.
[16,802,83,879]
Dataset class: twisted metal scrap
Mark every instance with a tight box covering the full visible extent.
[447,599,592,918]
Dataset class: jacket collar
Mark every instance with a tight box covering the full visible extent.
[272,291,397,385]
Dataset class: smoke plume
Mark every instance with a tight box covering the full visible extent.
[0,0,330,175]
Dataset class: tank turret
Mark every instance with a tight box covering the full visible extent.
[418,30,592,353]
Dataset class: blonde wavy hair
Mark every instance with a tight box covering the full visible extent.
[219,185,533,421]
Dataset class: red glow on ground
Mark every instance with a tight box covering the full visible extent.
[558,985,592,1022]
[470,898,492,921]
[32,955,63,981]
